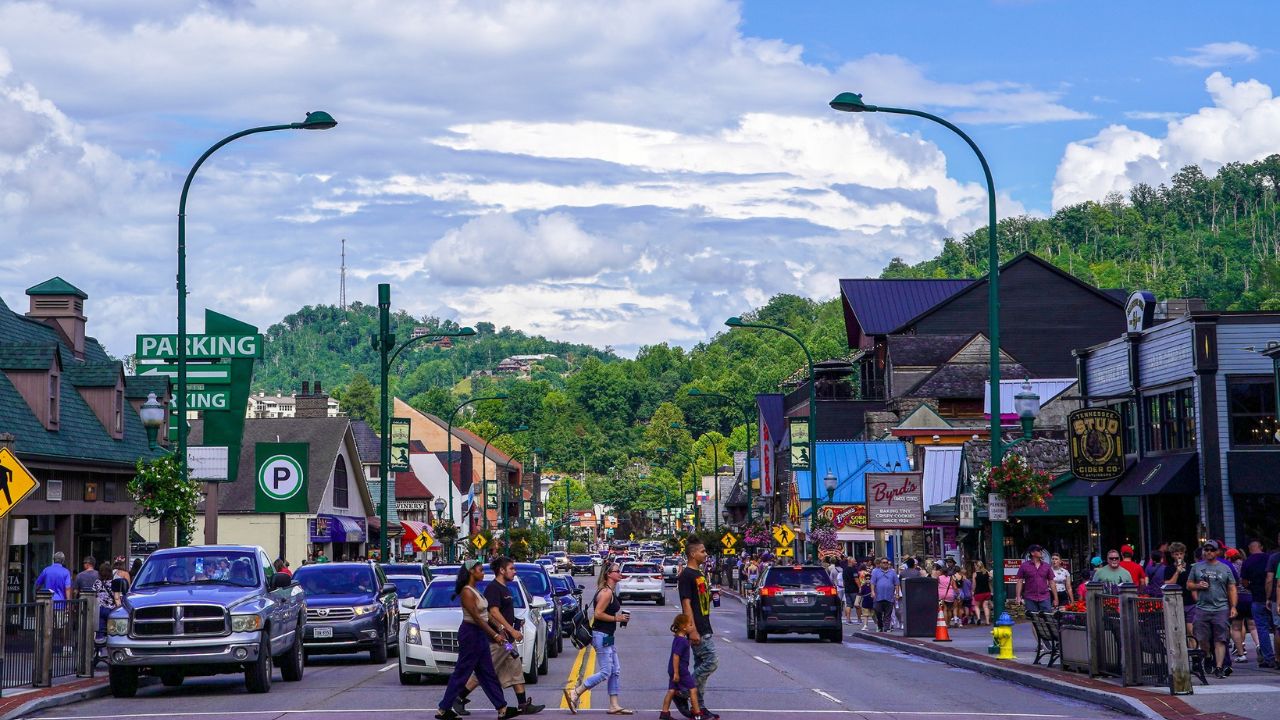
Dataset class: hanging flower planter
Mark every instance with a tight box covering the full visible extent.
[974,454,1054,512]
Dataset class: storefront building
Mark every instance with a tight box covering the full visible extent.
[1073,299,1280,551]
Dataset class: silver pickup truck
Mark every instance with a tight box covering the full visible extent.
[105,545,306,697]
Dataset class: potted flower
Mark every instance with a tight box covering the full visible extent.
[984,454,1054,511]
[1057,599,1089,672]
[808,514,839,557]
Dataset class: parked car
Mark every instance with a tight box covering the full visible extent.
[746,564,842,643]
[547,551,570,572]
[514,562,563,657]
[617,561,665,605]
[387,574,428,624]
[380,562,434,584]
[660,556,683,585]
[534,557,556,572]
[397,576,547,685]
[293,562,399,662]
[568,555,596,576]
[105,545,306,697]
[550,574,583,634]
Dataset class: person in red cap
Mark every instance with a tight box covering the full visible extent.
[1119,545,1147,590]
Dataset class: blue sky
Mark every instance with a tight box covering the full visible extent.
[1,1,1277,362]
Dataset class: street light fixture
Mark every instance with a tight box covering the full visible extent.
[686,388,756,523]
[1014,379,1041,441]
[140,392,167,450]
[823,468,838,504]
[830,91,1008,635]
[176,111,337,547]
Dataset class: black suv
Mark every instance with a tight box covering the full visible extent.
[294,562,400,662]
[745,564,841,643]
[568,555,596,576]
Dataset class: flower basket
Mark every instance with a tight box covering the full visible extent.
[981,454,1054,512]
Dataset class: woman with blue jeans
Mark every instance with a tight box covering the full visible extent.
[564,562,632,715]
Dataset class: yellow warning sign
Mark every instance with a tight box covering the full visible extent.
[0,447,39,519]
[471,534,488,551]
[413,533,432,552]
[771,524,795,547]
[720,531,739,549]
[775,546,795,558]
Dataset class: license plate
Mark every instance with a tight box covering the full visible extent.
[786,596,812,606]
[313,627,333,639]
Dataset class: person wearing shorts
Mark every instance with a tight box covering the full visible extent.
[1189,540,1238,677]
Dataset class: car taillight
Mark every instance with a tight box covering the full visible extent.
[816,585,838,596]
[652,575,662,580]
[759,585,784,597]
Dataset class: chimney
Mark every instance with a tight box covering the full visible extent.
[25,277,88,359]
[295,379,329,419]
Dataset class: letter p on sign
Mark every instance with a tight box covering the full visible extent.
[255,443,309,512]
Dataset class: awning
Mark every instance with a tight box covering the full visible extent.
[1012,473,1088,517]
[1059,478,1116,497]
[400,520,441,551]
[1109,453,1199,496]
[311,514,367,544]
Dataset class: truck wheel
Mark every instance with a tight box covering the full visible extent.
[245,635,274,693]
[399,667,420,685]
[279,626,305,682]
[160,671,184,687]
[109,666,139,698]
[370,627,389,664]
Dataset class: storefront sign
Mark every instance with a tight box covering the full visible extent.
[958,493,976,528]
[759,419,775,497]
[255,442,309,513]
[818,503,867,530]
[987,493,1008,522]
[865,472,924,529]
[390,418,411,472]
[397,501,430,511]
[789,418,810,470]
[1125,291,1155,333]
[1067,407,1126,481]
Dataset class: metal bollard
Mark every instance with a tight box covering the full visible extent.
[1085,581,1104,678]
[34,590,53,687]
[1161,584,1192,695]
[1116,582,1141,686]
[76,595,99,678]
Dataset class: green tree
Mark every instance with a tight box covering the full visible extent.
[338,373,377,422]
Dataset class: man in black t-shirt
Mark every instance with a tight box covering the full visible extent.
[455,557,543,716]
[676,537,718,720]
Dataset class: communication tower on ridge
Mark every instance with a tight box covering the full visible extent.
[340,238,347,311]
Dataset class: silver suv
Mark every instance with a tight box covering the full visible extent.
[105,545,306,697]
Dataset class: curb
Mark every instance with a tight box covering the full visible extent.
[850,630,1164,719]
[1,681,109,720]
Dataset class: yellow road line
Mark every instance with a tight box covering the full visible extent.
[559,645,588,709]
[581,647,597,709]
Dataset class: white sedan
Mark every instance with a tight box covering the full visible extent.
[397,576,548,685]
[617,562,666,605]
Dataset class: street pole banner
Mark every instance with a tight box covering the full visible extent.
[788,417,810,470]
[864,472,925,529]
[758,418,774,497]
[390,417,411,472]
[255,443,309,513]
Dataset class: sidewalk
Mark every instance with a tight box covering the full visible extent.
[0,677,111,720]
[850,620,1278,720]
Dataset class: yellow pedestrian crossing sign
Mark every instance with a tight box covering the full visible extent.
[678,538,686,552]
[471,534,488,551]
[771,524,795,547]
[720,531,740,555]
[413,532,433,552]
[0,447,39,519]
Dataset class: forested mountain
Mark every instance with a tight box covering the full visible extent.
[882,156,1280,311]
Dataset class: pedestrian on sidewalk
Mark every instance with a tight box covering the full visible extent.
[1051,554,1074,607]
[453,557,544,717]
[1091,550,1132,591]
[435,559,518,720]
[870,558,897,632]
[1189,540,1238,678]
[936,563,959,626]
[34,551,72,606]
[1119,545,1148,592]
[857,562,875,630]
[1227,547,1258,664]
[1241,539,1276,667]
[659,614,704,720]
[565,560,632,715]
[954,569,972,626]
[673,537,719,720]
[1014,545,1057,614]
[841,557,858,625]
[972,560,992,625]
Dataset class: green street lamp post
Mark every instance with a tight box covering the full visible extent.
[726,316,820,561]
[479,424,527,535]
[176,111,336,547]
[374,283,477,562]
[445,393,508,561]
[521,447,543,528]
[830,91,1007,633]
[687,389,756,524]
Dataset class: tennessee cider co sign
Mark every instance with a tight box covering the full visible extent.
[864,472,925,529]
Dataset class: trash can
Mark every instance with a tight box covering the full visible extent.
[902,576,940,638]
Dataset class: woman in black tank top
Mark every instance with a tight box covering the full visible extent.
[565,561,632,714]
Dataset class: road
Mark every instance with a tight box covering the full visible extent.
[26,570,1120,719]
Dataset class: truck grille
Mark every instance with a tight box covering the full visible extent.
[132,604,228,637]
[307,607,355,622]
[429,630,459,654]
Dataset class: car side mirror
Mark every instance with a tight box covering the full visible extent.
[402,597,418,609]
[382,583,397,596]
[530,596,549,610]
[576,585,585,592]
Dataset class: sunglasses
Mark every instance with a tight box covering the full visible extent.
[1107,556,1120,560]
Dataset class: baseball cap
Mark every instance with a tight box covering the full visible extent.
[1201,540,1220,551]
[1225,548,1241,560]
[1090,556,1103,567]
[1120,544,1134,555]
[461,558,484,571]
[1027,544,1043,553]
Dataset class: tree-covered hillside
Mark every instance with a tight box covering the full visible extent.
[882,156,1280,311]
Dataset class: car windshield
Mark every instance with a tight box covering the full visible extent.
[571,556,593,563]
[515,568,550,595]
[390,577,426,599]
[135,551,260,588]
[662,558,680,566]
[765,567,832,588]
[293,566,378,595]
[551,576,575,592]
[622,563,659,574]
[419,580,525,609]
[382,564,426,577]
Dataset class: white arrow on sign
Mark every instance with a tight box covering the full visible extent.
[137,364,231,384]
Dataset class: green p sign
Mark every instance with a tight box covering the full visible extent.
[255,443,309,513]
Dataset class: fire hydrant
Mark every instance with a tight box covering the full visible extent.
[992,612,1016,659]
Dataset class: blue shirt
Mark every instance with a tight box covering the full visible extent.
[35,563,71,601]
[871,567,898,600]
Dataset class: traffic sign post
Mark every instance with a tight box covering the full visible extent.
[772,524,796,560]
[0,447,40,519]
[471,534,488,552]
[720,530,740,556]
[136,334,263,360]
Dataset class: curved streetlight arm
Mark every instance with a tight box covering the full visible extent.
[387,329,475,368]
[444,394,507,558]
[688,390,756,524]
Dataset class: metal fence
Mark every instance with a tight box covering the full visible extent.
[1123,594,1169,687]
[50,599,82,681]
[1,595,92,690]
[1095,592,1123,677]
[2,601,40,689]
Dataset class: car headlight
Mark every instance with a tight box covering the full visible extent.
[352,604,382,617]
[231,615,264,632]
[406,622,422,645]
[107,618,130,636]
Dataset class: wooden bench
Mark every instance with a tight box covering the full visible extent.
[1029,611,1061,668]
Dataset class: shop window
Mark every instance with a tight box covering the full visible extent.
[1145,395,1164,452]
[1179,388,1196,448]
[1227,376,1277,447]
[1108,401,1138,455]
[1143,388,1196,453]
[333,456,349,508]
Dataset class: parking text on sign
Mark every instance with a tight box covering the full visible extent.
[136,334,261,360]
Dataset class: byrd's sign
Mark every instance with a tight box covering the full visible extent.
[1068,407,1126,481]
[818,503,867,530]
[864,472,925,529]
[136,333,263,360]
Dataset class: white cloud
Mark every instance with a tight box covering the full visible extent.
[1053,72,1280,210]
[1122,111,1184,122]
[1168,41,1260,68]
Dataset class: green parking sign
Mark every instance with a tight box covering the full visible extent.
[255,443,309,513]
